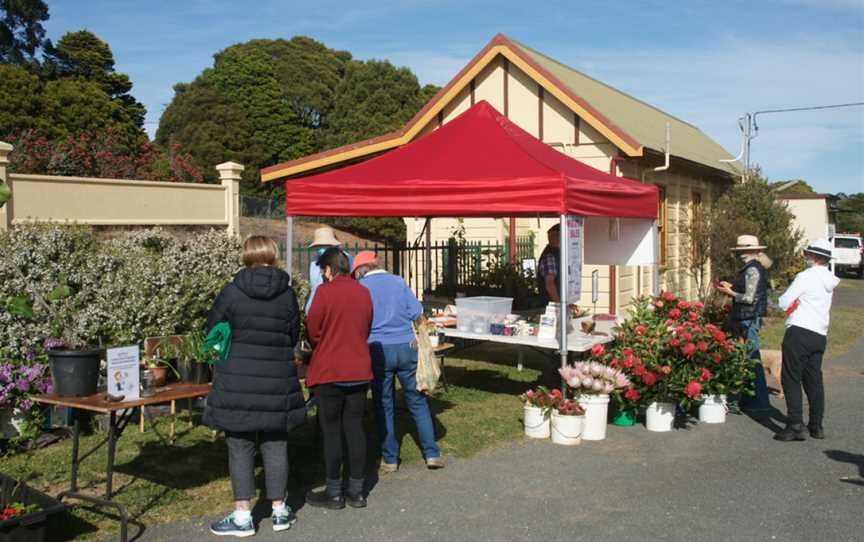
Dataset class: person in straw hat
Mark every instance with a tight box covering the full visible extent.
[773,239,839,442]
[305,226,352,312]
[715,234,773,412]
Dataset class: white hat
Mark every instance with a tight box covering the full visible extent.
[308,226,341,248]
[730,235,766,251]
[803,238,833,260]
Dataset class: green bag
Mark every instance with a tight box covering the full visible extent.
[200,321,231,364]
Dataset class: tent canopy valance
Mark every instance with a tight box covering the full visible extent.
[283,101,658,219]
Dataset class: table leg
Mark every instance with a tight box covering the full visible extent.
[438,356,449,391]
[170,400,176,441]
[188,398,193,428]
[69,418,80,492]
[517,349,524,372]
[106,410,118,499]
[139,406,145,433]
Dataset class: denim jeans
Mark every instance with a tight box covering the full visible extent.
[738,317,771,410]
[370,342,441,463]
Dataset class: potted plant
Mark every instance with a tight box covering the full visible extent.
[0,360,52,440]
[550,398,585,446]
[6,276,101,397]
[559,345,630,441]
[519,387,559,439]
[160,334,211,384]
[0,473,66,541]
[140,355,180,388]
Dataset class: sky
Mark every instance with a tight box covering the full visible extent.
[44,0,864,194]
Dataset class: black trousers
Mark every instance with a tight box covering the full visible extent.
[313,383,367,481]
[781,326,827,427]
[225,431,288,501]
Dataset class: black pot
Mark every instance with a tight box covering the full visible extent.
[178,359,210,384]
[47,348,102,397]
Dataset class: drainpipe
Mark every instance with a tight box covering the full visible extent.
[654,122,671,173]
[650,123,671,297]
[607,153,625,316]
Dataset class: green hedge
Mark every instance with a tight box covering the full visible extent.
[0,225,242,358]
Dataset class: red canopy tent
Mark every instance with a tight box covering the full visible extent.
[283,100,657,219]
[281,100,659,375]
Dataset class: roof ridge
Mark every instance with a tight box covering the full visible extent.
[507,37,704,133]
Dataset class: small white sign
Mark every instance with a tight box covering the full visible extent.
[566,216,584,301]
[107,345,140,400]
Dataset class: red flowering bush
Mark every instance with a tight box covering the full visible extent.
[602,291,754,409]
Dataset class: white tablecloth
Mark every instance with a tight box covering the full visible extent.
[443,329,612,353]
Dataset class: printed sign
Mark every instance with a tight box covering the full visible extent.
[107,345,140,400]
[592,269,600,305]
[566,216,584,301]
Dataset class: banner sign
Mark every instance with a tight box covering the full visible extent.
[107,345,140,400]
[566,215,584,300]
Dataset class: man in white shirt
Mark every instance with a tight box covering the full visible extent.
[775,239,840,442]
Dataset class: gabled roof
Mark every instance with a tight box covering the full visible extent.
[261,33,740,182]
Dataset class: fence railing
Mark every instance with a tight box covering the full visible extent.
[283,235,535,295]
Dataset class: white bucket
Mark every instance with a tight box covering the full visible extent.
[523,405,550,439]
[698,394,727,424]
[551,413,583,445]
[645,401,676,432]
[576,394,610,441]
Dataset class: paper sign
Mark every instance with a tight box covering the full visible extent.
[584,217,657,266]
[107,346,140,400]
[592,269,600,305]
[566,216,584,300]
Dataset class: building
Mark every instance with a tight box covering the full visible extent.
[263,34,740,313]
[775,192,832,247]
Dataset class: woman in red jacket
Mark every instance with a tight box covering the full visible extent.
[305,247,373,509]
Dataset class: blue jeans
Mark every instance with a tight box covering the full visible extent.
[370,343,441,463]
[739,318,770,410]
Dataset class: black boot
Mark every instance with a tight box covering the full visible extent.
[306,479,345,510]
[808,424,825,440]
[345,477,367,509]
[774,424,807,442]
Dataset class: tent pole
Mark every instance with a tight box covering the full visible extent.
[286,216,294,279]
[559,214,568,395]
[425,218,432,295]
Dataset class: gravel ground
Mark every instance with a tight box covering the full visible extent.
[113,287,864,542]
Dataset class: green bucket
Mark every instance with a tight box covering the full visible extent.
[612,409,637,427]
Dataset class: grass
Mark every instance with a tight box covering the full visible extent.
[837,277,864,289]
[2,353,542,541]
[761,302,864,360]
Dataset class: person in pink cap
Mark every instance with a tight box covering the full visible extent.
[352,251,443,472]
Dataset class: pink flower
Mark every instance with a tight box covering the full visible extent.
[681,332,693,342]
[624,388,641,402]
[689,311,699,322]
[641,372,657,386]
[635,325,647,336]
[668,338,680,348]
[697,341,709,352]
[659,365,672,375]
[678,301,691,310]
[662,291,676,302]
[682,343,697,357]
[693,301,705,309]
[591,343,606,358]
[711,352,722,364]
[685,380,702,399]
[699,368,712,382]
[668,308,682,319]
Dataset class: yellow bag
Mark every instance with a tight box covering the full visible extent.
[414,323,441,394]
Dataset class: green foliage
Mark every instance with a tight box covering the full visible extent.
[321,217,407,244]
[771,179,815,194]
[0,225,241,358]
[831,193,864,234]
[0,0,50,69]
[709,173,803,287]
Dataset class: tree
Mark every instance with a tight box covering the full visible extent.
[0,63,41,131]
[709,172,803,287]
[0,0,50,70]
[830,193,864,234]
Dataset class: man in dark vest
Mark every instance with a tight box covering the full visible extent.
[537,224,561,305]
[716,235,772,412]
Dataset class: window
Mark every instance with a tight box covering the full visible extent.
[657,186,668,267]
[691,192,702,262]
[834,237,861,249]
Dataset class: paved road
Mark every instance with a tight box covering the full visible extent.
[125,287,864,542]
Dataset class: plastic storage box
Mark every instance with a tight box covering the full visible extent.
[456,296,514,334]
[0,474,66,542]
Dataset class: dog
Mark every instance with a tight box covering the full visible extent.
[761,349,784,398]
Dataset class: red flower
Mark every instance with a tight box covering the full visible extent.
[669,308,682,319]
[662,291,676,302]
[723,343,733,353]
[682,332,693,342]
[699,368,712,382]
[697,341,709,352]
[591,343,606,358]
[550,388,563,399]
[721,304,731,314]
[634,325,647,336]
[712,331,727,343]
[689,311,699,322]
[624,388,641,402]
[622,357,634,369]
[678,301,691,310]
[693,301,705,309]
[632,365,646,377]
[659,365,672,375]
[664,319,675,326]
[684,380,702,399]
[622,348,634,358]
[668,338,680,348]
[682,343,697,357]
[642,372,657,385]
[711,352,722,364]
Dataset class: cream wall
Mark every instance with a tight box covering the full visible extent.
[403,56,720,313]
[779,198,829,248]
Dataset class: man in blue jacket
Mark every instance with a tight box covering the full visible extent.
[352,251,443,472]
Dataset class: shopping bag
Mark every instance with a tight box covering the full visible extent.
[414,322,441,394]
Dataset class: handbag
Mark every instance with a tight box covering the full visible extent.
[414,322,441,394]
[200,321,231,363]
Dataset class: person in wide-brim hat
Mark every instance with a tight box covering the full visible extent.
[716,234,773,412]
[308,226,342,248]
[305,227,351,312]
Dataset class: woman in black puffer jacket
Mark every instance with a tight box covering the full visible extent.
[203,236,304,537]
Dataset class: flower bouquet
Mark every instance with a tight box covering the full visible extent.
[550,398,585,446]
[519,386,560,439]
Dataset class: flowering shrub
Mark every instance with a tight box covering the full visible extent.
[520,387,561,410]
[0,225,241,358]
[601,291,754,409]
